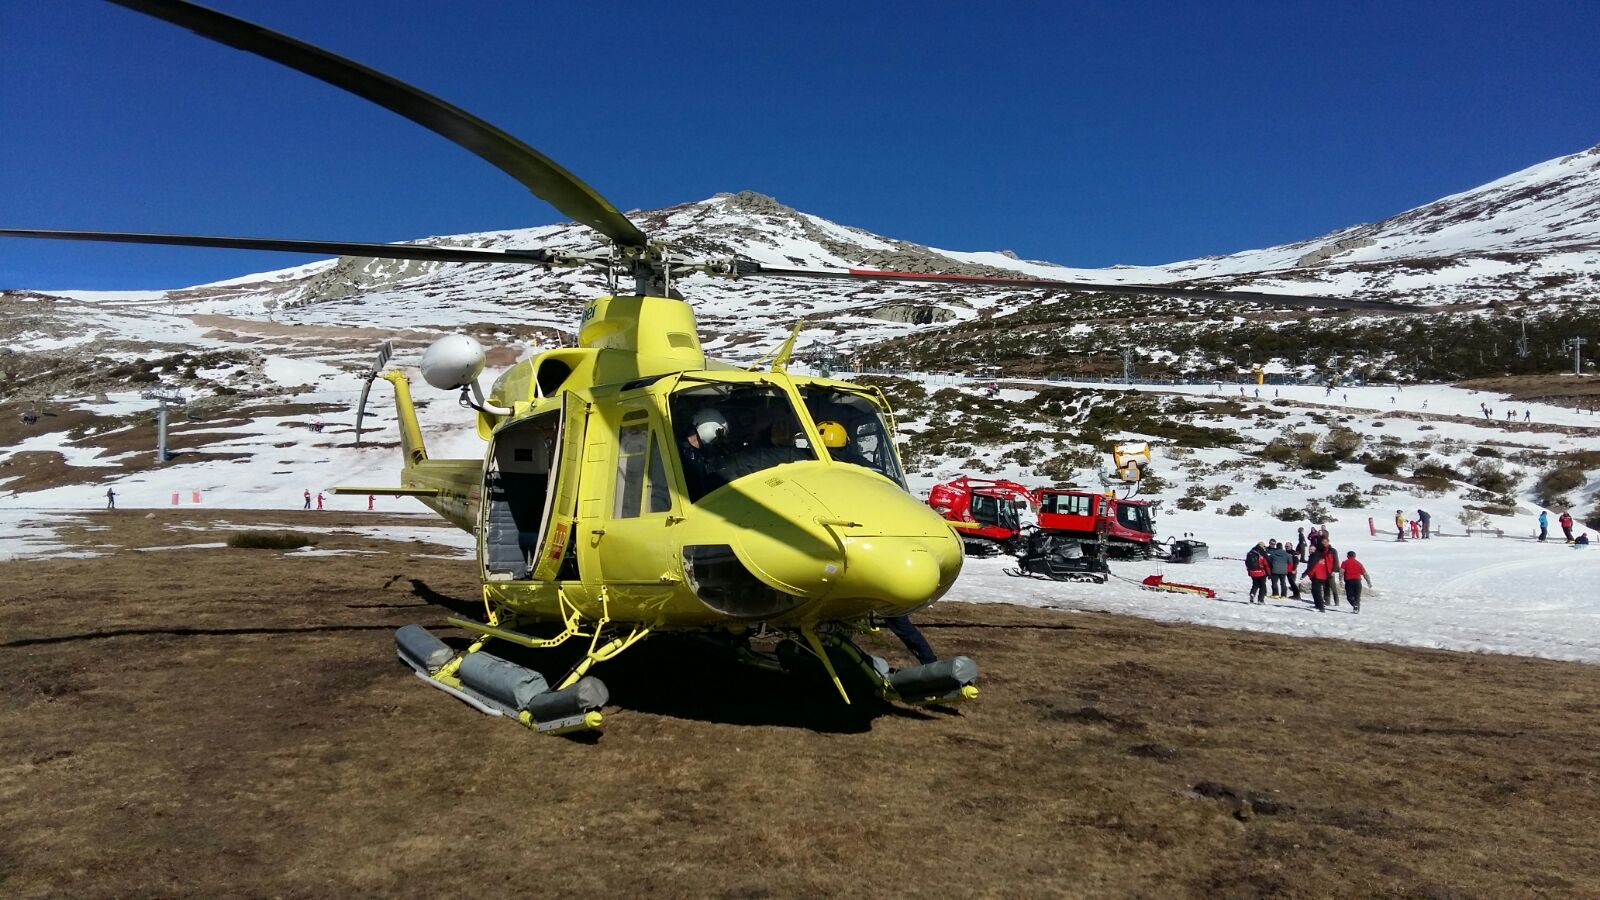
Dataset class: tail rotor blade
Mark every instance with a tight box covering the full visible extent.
[355,340,393,447]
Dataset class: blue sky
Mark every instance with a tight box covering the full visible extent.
[2,0,1597,289]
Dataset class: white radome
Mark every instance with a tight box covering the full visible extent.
[419,334,486,390]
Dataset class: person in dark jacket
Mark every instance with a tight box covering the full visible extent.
[1417,509,1431,539]
[1245,542,1268,604]
[1265,540,1292,599]
[1282,535,1302,599]
[1295,527,1307,559]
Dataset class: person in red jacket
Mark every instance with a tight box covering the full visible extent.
[1559,510,1576,543]
[1340,551,1373,613]
[1303,539,1333,612]
[1245,541,1269,604]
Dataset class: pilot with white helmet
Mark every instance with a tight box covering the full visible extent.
[680,407,730,499]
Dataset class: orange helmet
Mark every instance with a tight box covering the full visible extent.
[817,420,847,449]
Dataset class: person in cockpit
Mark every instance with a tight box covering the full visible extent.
[680,407,729,499]
[818,420,870,469]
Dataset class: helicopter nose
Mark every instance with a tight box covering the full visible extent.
[836,536,946,609]
[778,464,964,615]
[692,462,963,621]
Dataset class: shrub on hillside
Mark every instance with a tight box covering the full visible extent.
[962,457,993,474]
[1176,496,1205,511]
[1535,466,1587,509]
[1274,506,1304,522]
[1413,459,1461,482]
[1319,427,1363,462]
[1304,499,1337,525]
[1328,483,1365,509]
[1363,455,1403,477]
[1303,452,1339,472]
[227,531,316,550]
[1262,432,1338,471]
[1464,458,1517,495]
[1224,502,1249,516]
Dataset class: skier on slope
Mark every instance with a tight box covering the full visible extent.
[1537,510,1549,542]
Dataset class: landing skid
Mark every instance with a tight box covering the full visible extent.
[772,627,980,707]
[395,623,611,735]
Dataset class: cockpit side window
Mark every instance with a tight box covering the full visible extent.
[614,414,673,519]
[669,384,817,503]
[799,387,907,488]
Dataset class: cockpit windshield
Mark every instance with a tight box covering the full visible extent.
[670,383,817,503]
[798,386,906,488]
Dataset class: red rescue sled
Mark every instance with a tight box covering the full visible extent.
[1140,574,1217,598]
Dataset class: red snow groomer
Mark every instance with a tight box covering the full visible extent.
[926,476,1035,557]
[1034,488,1159,560]
[929,478,1167,561]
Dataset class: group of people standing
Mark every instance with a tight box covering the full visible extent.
[1244,526,1372,613]
[1538,509,1586,544]
[1395,508,1431,540]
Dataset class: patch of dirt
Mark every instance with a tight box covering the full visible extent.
[1457,374,1600,410]
[3,509,1600,897]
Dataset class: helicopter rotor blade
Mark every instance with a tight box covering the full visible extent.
[0,228,564,266]
[103,0,648,249]
[734,262,1415,313]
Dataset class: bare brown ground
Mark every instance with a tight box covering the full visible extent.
[4,510,1600,898]
[0,401,350,494]
[1457,373,1600,410]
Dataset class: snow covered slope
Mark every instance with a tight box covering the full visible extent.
[10,141,1597,363]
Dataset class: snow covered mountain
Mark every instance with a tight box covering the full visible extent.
[9,140,1596,369]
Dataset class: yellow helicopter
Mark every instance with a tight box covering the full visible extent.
[2,0,1409,735]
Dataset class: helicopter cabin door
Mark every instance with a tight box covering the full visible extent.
[480,410,557,581]
[478,394,586,582]
[531,392,588,582]
[582,404,679,596]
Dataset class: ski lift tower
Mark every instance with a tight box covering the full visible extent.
[1566,337,1588,376]
[142,388,186,462]
[814,341,837,378]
